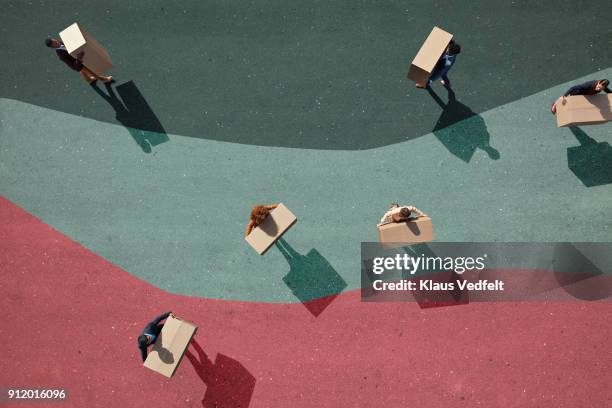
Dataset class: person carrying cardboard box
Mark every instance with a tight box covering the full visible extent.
[245,203,298,255]
[377,203,427,227]
[138,311,173,361]
[416,40,462,89]
[45,38,113,84]
[551,79,611,114]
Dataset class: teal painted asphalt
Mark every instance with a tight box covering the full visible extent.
[1,69,611,302]
[2,0,611,149]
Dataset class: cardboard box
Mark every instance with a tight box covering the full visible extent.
[556,94,612,127]
[143,315,198,378]
[245,203,297,255]
[407,27,453,85]
[59,23,113,74]
[377,217,435,247]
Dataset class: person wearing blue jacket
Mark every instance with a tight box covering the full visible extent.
[138,311,173,361]
[417,40,461,89]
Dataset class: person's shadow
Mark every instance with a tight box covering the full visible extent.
[91,80,169,153]
[276,238,347,317]
[567,126,612,187]
[428,87,500,162]
[185,340,256,408]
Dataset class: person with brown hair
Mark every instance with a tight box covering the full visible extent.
[377,203,427,227]
[45,38,113,84]
[551,79,611,114]
[245,204,279,237]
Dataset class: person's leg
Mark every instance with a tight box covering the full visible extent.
[79,67,96,83]
[93,72,113,82]
[416,70,439,88]
[440,73,450,87]
[425,70,442,87]
[86,66,113,83]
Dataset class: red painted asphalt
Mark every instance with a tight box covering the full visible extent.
[1,195,611,407]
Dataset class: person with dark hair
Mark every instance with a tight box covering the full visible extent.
[138,311,172,362]
[416,40,461,89]
[245,204,279,236]
[377,203,427,226]
[551,79,611,114]
[45,38,113,84]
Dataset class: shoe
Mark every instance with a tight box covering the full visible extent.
[102,76,113,83]
[440,79,450,87]
[415,83,427,89]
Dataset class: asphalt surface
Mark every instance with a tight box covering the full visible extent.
[2,0,611,149]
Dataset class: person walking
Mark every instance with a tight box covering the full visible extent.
[45,38,113,84]
[138,311,173,362]
[416,40,461,89]
[551,79,611,114]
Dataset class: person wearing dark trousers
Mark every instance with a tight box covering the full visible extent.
[45,38,113,84]
[138,311,172,362]
[551,79,611,114]
[416,40,461,89]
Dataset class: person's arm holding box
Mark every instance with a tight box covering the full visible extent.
[564,85,582,97]
[378,210,394,226]
[564,81,598,97]
[564,86,578,97]
[408,206,427,218]
[152,312,172,326]
[245,220,255,237]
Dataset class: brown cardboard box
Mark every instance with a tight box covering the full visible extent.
[377,217,435,247]
[407,27,453,85]
[245,203,297,255]
[556,94,612,127]
[59,23,113,74]
[143,315,198,378]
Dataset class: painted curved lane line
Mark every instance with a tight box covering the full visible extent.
[1,69,611,302]
[2,197,611,407]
